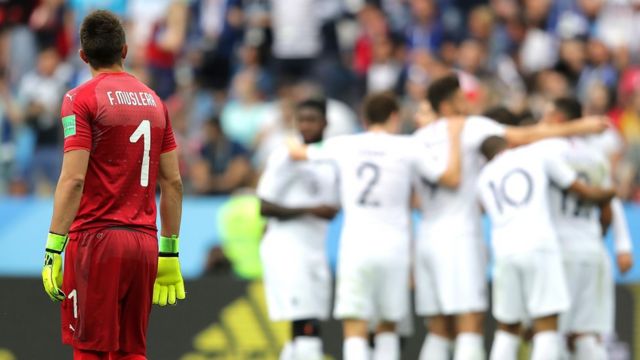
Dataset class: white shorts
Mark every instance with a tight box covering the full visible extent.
[559,251,614,334]
[260,239,331,321]
[334,251,410,322]
[492,250,570,324]
[415,236,488,316]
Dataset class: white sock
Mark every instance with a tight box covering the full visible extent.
[280,341,294,360]
[532,331,560,360]
[454,332,485,360]
[373,332,399,360]
[420,334,452,360]
[293,336,323,360]
[574,335,606,360]
[490,330,520,360]
[344,337,371,360]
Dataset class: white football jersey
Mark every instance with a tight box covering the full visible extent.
[308,132,446,254]
[413,116,506,241]
[547,137,611,255]
[477,141,577,258]
[257,146,338,252]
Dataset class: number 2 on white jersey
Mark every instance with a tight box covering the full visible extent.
[129,120,151,187]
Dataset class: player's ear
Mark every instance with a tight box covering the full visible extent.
[79,49,89,64]
[121,44,128,60]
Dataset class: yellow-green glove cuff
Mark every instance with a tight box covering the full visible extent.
[159,235,179,256]
[46,233,68,254]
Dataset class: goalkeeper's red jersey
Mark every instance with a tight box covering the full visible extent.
[61,72,177,236]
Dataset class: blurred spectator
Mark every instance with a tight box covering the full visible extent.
[353,4,389,79]
[406,0,444,52]
[0,67,21,193]
[577,38,617,101]
[16,46,68,193]
[190,117,252,195]
[220,69,275,149]
[2,0,640,200]
[366,34,402,93]
[270,0,321,82]
[145,0,188,99]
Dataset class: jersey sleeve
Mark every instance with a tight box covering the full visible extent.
[543,153,577,189]
[466,116,507,149]
[409,138,446,182]
[61,89,95,152]
[161,103,178,153]
[257,147,288,202]
[611,197,633,254]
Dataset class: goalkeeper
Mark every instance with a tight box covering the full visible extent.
[41,10,185,360]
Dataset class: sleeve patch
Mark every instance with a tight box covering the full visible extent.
[62,115,76,138]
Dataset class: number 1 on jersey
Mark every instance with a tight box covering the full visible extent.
[130,120,151,187]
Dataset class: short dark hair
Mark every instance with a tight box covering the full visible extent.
[297,98,327,118]
[483,106,519,127]
[80,10,126,69]
[480,136,508,161]
[427,74,460,113]
[553,97,582,121]
[363,92,399,125]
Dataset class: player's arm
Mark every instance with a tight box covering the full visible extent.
[154,149,186,306]
[437,117,464,188]
[260,199,338,220]
[159,149,183,237]
[49,150,90,235]
[546,151,615,205]
[42,149,90,301]
[504,116,608,146]
[599,201,613,236]
[611,197,634,273]
[566,181,616,204]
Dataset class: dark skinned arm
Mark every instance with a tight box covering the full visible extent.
[260,199,338,221]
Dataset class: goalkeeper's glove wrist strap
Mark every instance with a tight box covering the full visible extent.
[159,235,179,256]
[46,232,69,253]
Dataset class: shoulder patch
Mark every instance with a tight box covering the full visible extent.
[62,115,76,138]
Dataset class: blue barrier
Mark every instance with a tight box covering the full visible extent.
[1,196,638,282]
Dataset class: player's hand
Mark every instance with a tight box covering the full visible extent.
[617,252,633,274]
[153,235,186,306]
[308,205,339,220]
[286,137,308,161]
[42,233,68,302]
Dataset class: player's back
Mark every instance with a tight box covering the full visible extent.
[326,132,422,252]
[414,116,505,241]
[548,137,610,254]
[478,143,565,258]
[62,72,175,235]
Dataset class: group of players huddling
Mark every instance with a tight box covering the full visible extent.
[39,8,633,360]
[259,75,634,360]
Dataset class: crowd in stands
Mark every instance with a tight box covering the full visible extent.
[1,0,640,201]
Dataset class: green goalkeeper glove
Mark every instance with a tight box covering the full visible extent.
[42,232,68,302]
[153,235,186,306]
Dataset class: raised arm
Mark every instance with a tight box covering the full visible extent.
[437,117,465,188]
[505,116,608,146]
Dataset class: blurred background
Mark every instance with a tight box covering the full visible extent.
[1,0,640,359]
